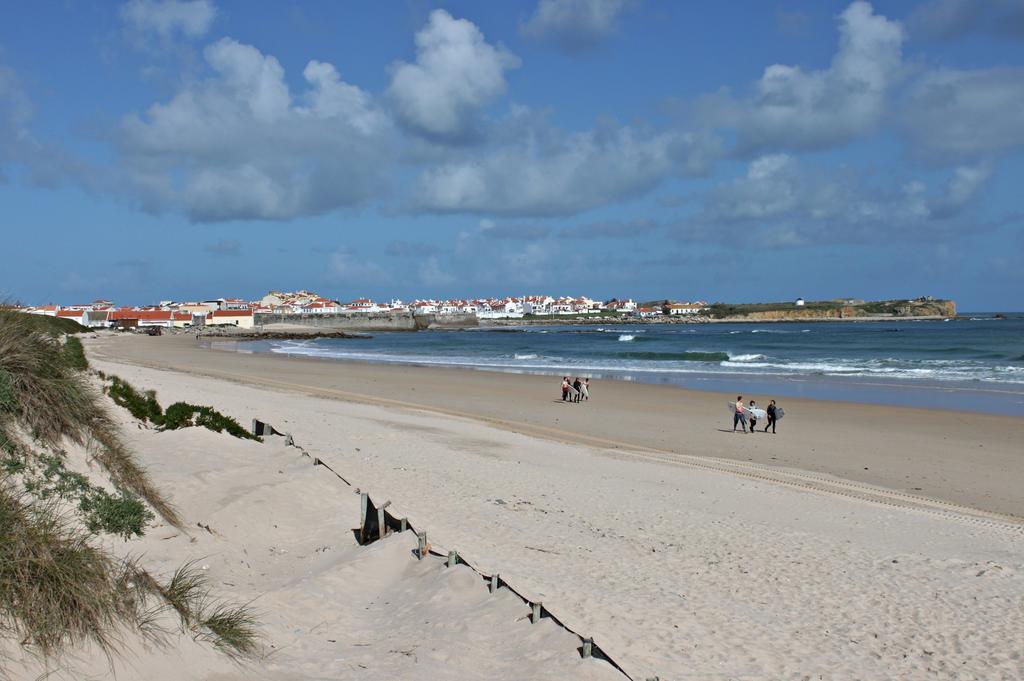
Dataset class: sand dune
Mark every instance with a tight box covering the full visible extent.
[77,344,1024,681]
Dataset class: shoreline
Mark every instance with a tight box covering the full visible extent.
[84,333,1024,519]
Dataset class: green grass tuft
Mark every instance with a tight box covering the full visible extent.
[198,602,261,659]
[62,336,89,370]
[155,560,262,659]
[107,377,163,425]
[161,402,258,440]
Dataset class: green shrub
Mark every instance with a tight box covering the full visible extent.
[107,377,163,424]
[80,490,153,540]
[62,336,88,370]
[162,402,257,440]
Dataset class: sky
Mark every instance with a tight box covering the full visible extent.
[1,0,1023,310]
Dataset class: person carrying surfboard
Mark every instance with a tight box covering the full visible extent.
[733,396,747,433]
[748,400,758,433]
[765,399,778,433]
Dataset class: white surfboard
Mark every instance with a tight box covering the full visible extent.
[748,408,767,420]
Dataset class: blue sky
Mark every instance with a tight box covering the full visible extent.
[1,0,1022,310]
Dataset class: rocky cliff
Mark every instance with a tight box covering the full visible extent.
[712,299,956,322]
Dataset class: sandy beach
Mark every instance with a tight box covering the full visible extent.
[57,332,1023,680]
[95,333,1022,519]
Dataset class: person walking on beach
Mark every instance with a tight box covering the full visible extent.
[733,396,747,433]
[561,377,571,402]
[572,377,583,403]
[765,400,778,434]
[581,378,591,401]
[748,399,758,434]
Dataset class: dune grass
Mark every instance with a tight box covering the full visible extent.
[0,311,180,528]
[0,312,262,668]
[0,488,157,661]
[155,560,261,660]
[0,490,261,665]
[105,374,258,441]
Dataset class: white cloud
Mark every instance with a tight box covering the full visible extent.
[900,68,1024,160]
[120,0,216,40]
[387,10,520,143]
[697,1,904,154]
[521,0,635,52]
[410,116,715,216]
[118,38,393,221]
[909,0,1024,41]
[694,154,992,243]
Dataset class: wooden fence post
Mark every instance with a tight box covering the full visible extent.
[581,637,592,658]
[417,532,427,559]
[400,517,408,532]
[447,550,458,567]
[489,574,499,594]
[359,493,368,544]
[377,501,390,542]
[531,602,542,623]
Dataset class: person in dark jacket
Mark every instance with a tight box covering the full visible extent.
[765,400,778,433]
[572,377,583,403]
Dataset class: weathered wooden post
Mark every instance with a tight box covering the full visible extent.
[447,550,458,567]
[531,602,542,623]
[377,501,390,542]
[284,433,294,446]
[581,637,593,658]
[250,418,259,436]
[416,532,427,559]
[489,573,499,594]
[400,518,408,532]
[359,493,368,544]
[313,457,321,466]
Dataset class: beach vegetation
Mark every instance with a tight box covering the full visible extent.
[0,488,157,661]
[160,402,257,440]
[0,313,262,670]
[104,375,258,441]
[155,560,261,659]
[0,492,261,665]
[0,311,180,526]
[62,336,89,370]
[107,376,163,425]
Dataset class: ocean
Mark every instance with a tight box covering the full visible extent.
[225,313,1024,415]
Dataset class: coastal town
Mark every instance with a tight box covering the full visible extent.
[13,291,711,329]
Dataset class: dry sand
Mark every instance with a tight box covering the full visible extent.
[59,333,1024,680]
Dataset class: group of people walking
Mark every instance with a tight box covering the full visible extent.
[733,395,780,434]
[561,376,590,403]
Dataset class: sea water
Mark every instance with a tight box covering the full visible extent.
[229,314,1024,415]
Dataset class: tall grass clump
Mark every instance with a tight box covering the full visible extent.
[0,488,156,661]
[1,489,261,664]
[156,560,261,660]
[0,311,180,527]
[62,336,89,370]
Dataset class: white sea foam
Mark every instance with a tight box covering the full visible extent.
[727,353,767,362]
[618,335,636,342]
[514,353,539,360]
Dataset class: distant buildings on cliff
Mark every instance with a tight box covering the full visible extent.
[15,291,710,329]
